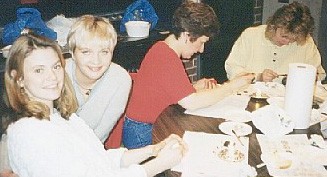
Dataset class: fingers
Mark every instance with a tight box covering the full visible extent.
[204,78,217,89]
[262,69,278,82]
[231,73,255,88]
[160,139,187,160]
[164,134,182,143]
[208,78,218,85]
[241,73,255,83]
[160,134,188,156]
[153,134,180,156]
[0,170,17,177]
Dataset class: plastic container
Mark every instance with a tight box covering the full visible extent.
[1,45,11,58]
[125,21,150,38]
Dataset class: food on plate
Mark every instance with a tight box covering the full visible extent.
[265,151,294,169]
[255,89,262,97]
[251,91,269,99]
[276,158,292,169]
[249,88,269,100]
[217,147,245,162]
[278,113,292,128]
[214,141,245,162]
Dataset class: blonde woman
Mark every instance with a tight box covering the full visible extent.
[66,15,131,144]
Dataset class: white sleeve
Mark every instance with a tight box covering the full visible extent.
[105,148,147,177]
[8,118,147,177]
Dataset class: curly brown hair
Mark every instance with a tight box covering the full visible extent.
[171,1,219,42]
[265,1,314,45]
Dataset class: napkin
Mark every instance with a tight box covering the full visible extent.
[251,105,295,138]
[184,95,251,122]
[257,134,327,176]
[266,97,326,126]
[314,81,327,101]
[172,131,255,177]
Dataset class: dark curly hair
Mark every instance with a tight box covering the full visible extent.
[171,1,219,42]
[265,1,314,45]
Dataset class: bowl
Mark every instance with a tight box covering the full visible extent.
[1,45,11,58]
[125,21,150,38]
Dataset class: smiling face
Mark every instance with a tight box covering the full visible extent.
[23,48,64,104]
[67,15,117,85]
[73,39,113,83]
[181,35,210,59]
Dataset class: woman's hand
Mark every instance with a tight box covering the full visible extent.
[152,134,187,157]
[156,135,187,169]
[0,170,18,177]
[193,78,218,90]
[229,73,255,91]
[143,134,188,176]
[261,69,278,82]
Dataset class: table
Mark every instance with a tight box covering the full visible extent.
[152,99,322,177]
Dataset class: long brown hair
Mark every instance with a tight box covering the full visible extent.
[4,34,78,121]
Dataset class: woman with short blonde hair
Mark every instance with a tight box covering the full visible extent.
[66,15,131,144]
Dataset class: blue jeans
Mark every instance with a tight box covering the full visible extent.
[122,117,153,149]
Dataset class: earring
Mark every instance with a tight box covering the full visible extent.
[20,86,25,93]
[17,77,24,93]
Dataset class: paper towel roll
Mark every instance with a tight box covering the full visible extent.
[284,63,316,129]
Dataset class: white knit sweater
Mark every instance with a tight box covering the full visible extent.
[7,113,146,177]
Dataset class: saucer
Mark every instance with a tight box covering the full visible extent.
[219,121,252,136]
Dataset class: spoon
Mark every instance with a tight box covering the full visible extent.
[232,130,244,146]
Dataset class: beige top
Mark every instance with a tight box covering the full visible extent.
[225,25,325,80]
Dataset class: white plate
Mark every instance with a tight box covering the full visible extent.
[219,121,252,136]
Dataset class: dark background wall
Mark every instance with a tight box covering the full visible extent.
[318,0,327,73]
[0,0,134,27]
[199,0,255,82]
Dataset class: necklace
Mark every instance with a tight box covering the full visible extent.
[75,81,92,96]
